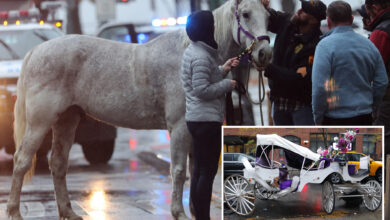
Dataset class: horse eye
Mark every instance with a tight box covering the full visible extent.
[243,12,250,19]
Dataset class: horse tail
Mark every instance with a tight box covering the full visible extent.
[14,50,34,181]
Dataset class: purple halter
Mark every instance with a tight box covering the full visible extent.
[235,0,270,45]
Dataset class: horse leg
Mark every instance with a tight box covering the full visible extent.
[169,118,191,220]
[7,124,52,220]
[50,107,81,220]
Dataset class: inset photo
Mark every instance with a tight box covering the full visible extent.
[223,127,383,219]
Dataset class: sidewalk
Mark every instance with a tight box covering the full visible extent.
[131,128,222,219]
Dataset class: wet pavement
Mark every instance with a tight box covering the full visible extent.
[0,128,222,219]
[223,184,382,220]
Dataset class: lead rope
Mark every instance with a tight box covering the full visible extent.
[249,61,266,126]
[236,40,267,126]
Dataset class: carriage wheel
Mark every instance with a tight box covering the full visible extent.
[255,183,271,200]
[224,174,256,216]
[322,181,335,214]
[363,180,382,211]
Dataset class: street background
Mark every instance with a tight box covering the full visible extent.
[0,128,222,219]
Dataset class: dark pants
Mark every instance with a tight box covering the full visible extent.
[186,121,221,220]
[272,104,315,125]
[322,113,372,125]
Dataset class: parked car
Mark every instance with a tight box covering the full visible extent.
[344,151,382,182]
[224,153,255,179]
[333,151,382,183]
[96,18,185,44]
[0,9,116,165]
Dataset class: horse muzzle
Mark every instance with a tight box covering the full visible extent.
[257,45,272,67]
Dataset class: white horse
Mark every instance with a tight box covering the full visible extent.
[6,0,271,219]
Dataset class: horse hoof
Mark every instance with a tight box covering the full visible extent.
[176,212,190,220]
[6,206,23,220]
[67,214,83,220]
[7,213,23,220]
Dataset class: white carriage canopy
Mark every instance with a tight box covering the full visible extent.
[256,134,321,169]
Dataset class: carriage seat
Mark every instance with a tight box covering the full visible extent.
[304,159,330,171]
[349,169,370,177]
[256,157,278,169]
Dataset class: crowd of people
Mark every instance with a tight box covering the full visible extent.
[263,0,389,128]
[262,0,389,154]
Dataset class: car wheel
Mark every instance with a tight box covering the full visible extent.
[81,140,115,165]
[4,143,15,155]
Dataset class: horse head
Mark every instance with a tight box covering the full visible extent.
[231,0,272,67]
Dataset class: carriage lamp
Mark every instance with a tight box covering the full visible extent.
[303,140,309,145]
[3,20,7,26]
[39,20,44,25]
[15,20,20,25]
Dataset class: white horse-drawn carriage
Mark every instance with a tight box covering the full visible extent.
[224,134,382,216]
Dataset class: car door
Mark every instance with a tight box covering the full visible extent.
[223,154,234,177]
[348,153,362,169]
[236,155,246,173]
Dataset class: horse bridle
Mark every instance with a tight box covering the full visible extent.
[235,0,270,60]
[230,0,270,126]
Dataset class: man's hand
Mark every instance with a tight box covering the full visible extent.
[230,80,237,89]
[261,0,270,9]
[297,66,307,78]
[223,57,240,72]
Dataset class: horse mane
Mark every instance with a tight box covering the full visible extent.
[213,0,234,50]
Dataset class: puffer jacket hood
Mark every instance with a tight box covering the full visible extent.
[186,10,218,49]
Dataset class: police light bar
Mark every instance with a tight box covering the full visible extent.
[152,16,187,27]
[0,8,40,22]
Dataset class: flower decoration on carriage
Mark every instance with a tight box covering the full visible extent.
[334,128,359,153]
[319,128,359,160]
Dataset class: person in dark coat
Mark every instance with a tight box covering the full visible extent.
[366,0,390,155]
[261,0,326,125]
[358,4,371,31]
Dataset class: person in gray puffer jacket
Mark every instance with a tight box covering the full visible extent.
[181,10,239,220]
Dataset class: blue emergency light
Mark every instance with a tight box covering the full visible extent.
[137,33,148,44]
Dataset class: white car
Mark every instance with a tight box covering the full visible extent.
[0,23,62,81]
[0,23,63,154]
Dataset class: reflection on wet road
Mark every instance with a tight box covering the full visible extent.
[224,184,382,219]
[0,128,222,219]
